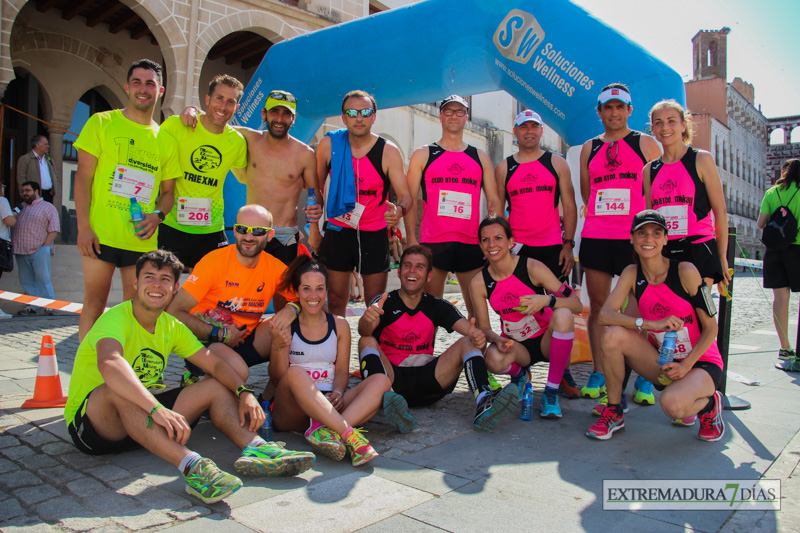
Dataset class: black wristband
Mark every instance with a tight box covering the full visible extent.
[548,294,557,309]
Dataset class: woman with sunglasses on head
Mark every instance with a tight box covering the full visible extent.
[269,255,391,466]
[469,216,583,420]
[643,99,730,290]
[586,210,724,442]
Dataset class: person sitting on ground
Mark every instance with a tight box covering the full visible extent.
[269,255,390,466]
[585,210,725,442]
[469,216,582,419]
[64,250,314,505]
[166,204,299,400]
[357,245,517,432]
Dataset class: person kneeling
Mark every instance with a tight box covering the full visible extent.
[64,250,314,505]
[270,256,389,466]
[358,245,516,432]
[585,210,725,442]
[469,216,583,419]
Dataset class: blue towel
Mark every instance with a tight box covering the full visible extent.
[325,129,356,230]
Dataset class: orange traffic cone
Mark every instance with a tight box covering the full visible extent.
[22,335,68,409]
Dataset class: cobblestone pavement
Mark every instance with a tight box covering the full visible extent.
[0,271,798,531]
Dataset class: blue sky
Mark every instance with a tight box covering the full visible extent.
[572,0,800,118]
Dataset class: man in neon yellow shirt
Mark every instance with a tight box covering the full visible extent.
[65,249,315,504]
[74,59,176,340]
[158,75,248,272]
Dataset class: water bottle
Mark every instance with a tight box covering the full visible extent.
[521,383,534,421]
[129,197,143,231]
[258,400,273,441]
[657,330,678,386]
[306,188,317,208]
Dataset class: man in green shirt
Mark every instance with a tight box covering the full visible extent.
[74,59,175,341]
[65,249,315,504]
[158,75,248,272]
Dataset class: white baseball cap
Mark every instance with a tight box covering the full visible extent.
[514,109,543,127]
[597,87,632,105]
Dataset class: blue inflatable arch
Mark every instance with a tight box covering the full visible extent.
[225,0,685,225]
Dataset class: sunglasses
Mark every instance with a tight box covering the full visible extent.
[234,224,272,237]
[344,108,375,118]
[268,91,297,104]
[606,140,619,167]
[442,108,467,117]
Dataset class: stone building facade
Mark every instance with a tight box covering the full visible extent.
[684,28,769,259]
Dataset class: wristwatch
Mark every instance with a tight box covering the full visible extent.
[153,210,165,223]
[635,318,644,331]
[235,385,255,399]
[562,237,575,247]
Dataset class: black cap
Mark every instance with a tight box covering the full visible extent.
[631,209,668,233]
[440,95,469,110]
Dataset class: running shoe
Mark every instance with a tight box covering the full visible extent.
[697,391,725,442]
[540,389,562,419]
[559,373,581,399]
[305,425,345,461]
[487,372,502,391]
[383,391,418,434]
[473,383,519,431]
[779,348,796,360]
[180,370,200,388]
[585,407,625,441]
[672,415,697,427]
[344,428,378,466]
[510,367,530,396]
[234,441,315,477]
[580,371,606,399]
[183,458,242,504]
[592,394,628,416]
[632,376,655,406]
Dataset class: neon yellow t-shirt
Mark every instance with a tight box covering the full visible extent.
[64,301,203,425]
[158,116,247,234]
[74,109,165,252]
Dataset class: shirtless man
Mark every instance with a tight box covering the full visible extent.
[184,90,320,265]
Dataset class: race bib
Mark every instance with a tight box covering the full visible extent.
[437,190,472,220]
[510,242,523,255]
[658,205,689,236]
[502,314,541,342]
[333,202,365,229]
[650,329,693,361]
[112,165,155,204]
[292,361,335,391]
[177,197,212,226]
[595,188,630,216]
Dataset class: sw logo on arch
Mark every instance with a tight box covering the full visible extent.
[493,9,546,65]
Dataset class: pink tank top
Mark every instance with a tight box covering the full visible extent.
[582,131,647,239]
[329,137,390,231]
[482,257,552,341]
[649,147,714,242]
[505,152,562,246]
[420,144,483,244]
[635,261,722,369]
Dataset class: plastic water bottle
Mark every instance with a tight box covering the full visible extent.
[258,401,273,442]
[657,331,678,386]
[521,383,534,421]
[129,197,143,231]
[306,188,317,208]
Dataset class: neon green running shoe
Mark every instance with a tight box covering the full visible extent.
[180,370,200,388]
[632,376,655,406]
[183,458,242,504]
[344,428,378,466]
[580,372,606,399]
[234,441,315,477]
[305,425,346,461]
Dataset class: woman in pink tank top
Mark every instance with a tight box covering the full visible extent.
[585,209,725,443]
[469,216,582,419]
[643,99,731,289]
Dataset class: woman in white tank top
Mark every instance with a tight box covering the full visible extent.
[270,256,391,466]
